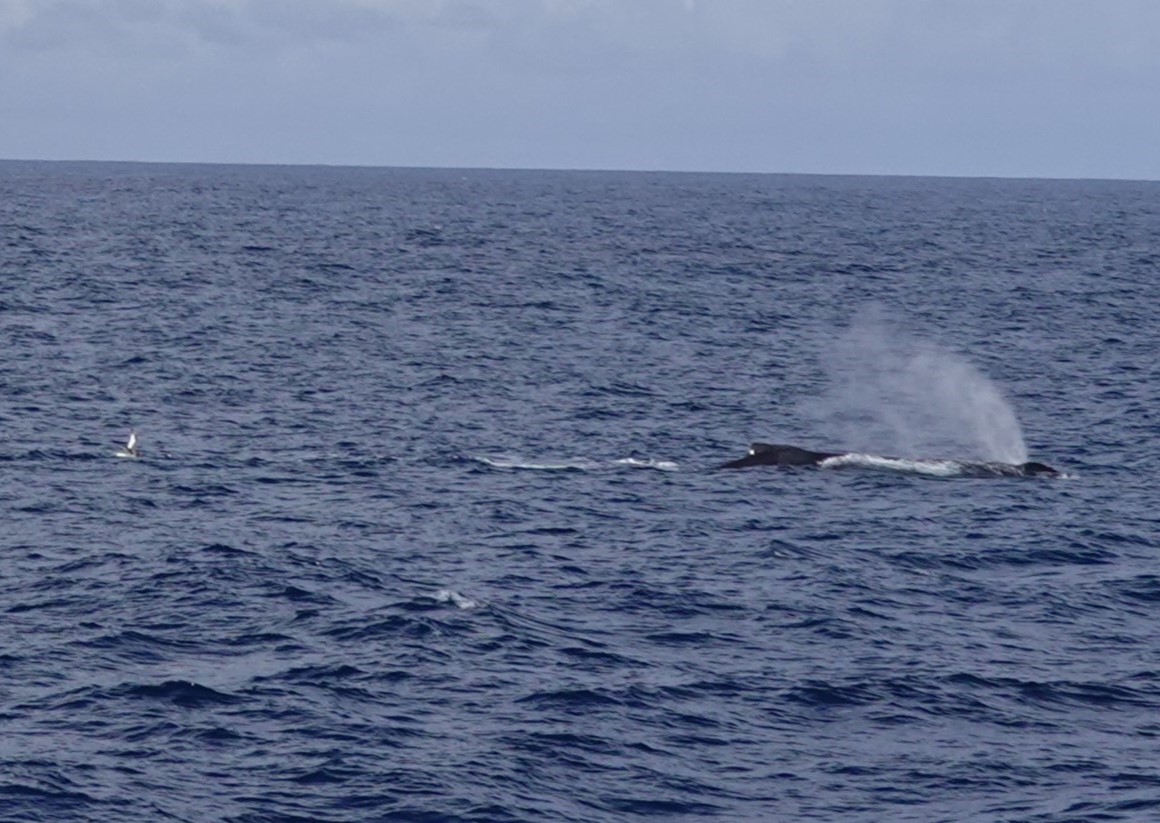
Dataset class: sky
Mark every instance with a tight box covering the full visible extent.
[2,0,1159,179]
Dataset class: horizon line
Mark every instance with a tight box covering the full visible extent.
[1,156,1157,185]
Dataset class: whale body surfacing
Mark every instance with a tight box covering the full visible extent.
[718,443,840,469]
[719,442,1060,477]
[1016,461,1059,476]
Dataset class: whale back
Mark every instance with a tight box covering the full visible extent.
[720,443,840,469]
[1018,461,1059,476]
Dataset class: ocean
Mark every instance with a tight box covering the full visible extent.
[1,160,1157,822]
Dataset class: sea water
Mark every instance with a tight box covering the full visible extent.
[1,162,1158,822]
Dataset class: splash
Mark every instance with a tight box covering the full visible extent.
[806,308,1028,464]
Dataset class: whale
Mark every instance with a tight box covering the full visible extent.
[718,443,840,469]
[719,442,1060,477]
[1012,461,1059,476]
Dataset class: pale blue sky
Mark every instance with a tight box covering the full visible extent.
[2,0,1158,179]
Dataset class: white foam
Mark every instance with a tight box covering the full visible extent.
[475,455,679,472]
[432,589,477,609]
[613,457,680,472]
[475,456,600,471]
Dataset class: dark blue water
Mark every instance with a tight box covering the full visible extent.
[2,161,1158,822]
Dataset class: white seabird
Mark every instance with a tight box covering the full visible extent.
[116,430,139,459]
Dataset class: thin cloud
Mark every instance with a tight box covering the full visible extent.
[2,0,1159,176]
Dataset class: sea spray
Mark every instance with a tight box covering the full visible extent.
[803,309,1029,463]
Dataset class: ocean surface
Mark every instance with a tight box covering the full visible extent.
[1,160,1158,822]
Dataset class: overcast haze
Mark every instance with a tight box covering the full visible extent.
[2,0,1159,179]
